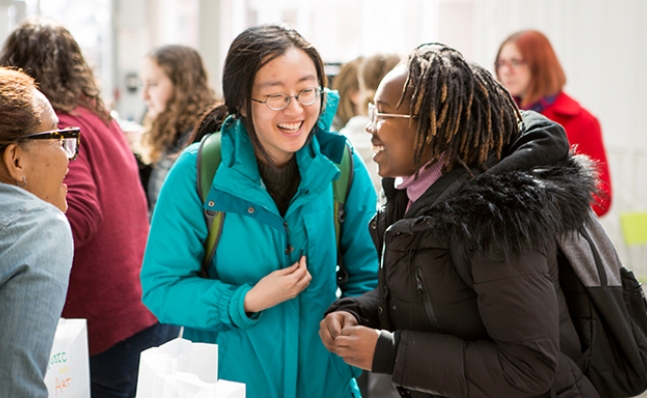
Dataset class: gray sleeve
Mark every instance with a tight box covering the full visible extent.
[0,206,73,397]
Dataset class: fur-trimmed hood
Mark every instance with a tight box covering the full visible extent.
[413,154,599,258]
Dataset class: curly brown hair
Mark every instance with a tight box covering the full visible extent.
[140,45,216,164]
[0,17,110,125]
[0,68,44,149]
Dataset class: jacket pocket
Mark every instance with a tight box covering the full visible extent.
[416,267,440,332]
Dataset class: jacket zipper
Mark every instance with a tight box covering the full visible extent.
[283,221,294,256]
[416,267,439,332]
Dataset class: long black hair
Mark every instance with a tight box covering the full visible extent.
[191,24,326,167]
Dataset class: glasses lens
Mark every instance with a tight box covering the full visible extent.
[368,103,376,126]
[297,88,319,106]
[266,94,289,111]
[63,137,77,159]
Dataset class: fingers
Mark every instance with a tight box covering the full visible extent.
[319,323,336,352]
[290,256,311,289]
[248,256,311,312]
[319,312,345,352]
[338,311,358,330]
[332,336,359,367]
[277,255,307,275]
[334,326,378,371]
[275,260,300,275]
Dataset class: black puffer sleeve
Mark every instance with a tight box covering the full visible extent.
[324,288,382,328]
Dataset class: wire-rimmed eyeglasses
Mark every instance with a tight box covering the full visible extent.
[494,58,526,70]
[23,127,81,160]
[368,102,413,129]
[251,87,322,111]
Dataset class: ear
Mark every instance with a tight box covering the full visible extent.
[2,143,28,182]
[239,106,247,117]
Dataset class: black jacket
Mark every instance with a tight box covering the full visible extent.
[327,112,601,398]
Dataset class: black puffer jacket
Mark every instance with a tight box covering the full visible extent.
[328,112,601,398]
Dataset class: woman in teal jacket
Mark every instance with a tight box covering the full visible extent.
[140,24,378,398]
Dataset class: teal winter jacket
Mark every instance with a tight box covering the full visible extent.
[141,103,379,398]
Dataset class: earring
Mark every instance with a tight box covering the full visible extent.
[16,176,26,187]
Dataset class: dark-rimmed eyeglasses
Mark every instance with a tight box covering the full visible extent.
[23,127,81,160]
[368,102,413,130]
[252,87,322,111]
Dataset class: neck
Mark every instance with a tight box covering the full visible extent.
[256,150,294,168]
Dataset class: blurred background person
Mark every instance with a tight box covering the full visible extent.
[0,18,179,398]
[337,53,401,194]
[331,55,364,131]
[0,67,75,398]
[495,29,612,217]
[138,44,218,215]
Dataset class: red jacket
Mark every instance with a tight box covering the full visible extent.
[59,106,157,355]
[539,92,612,216]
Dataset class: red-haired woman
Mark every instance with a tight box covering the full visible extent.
[495,30,612,216]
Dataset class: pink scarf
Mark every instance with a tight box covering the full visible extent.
[395,158,444,212]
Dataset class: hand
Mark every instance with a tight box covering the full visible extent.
[244,256,311,313]
[319,311,358,353]
[334,326,379,371]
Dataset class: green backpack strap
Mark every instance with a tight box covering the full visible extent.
[197,135,354,286]
[333,143,354,285]
[197,132,224,278]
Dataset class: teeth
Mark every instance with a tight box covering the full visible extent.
[372,145,385,153]
[278,122,301,131]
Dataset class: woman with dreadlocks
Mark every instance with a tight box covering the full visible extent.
[320,43,601,397]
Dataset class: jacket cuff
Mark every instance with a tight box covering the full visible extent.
[229,284,261,329]
[372,330,400,374]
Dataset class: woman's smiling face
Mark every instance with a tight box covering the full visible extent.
[21,90,70,212]
[368,65,423,178]
[250,47,321,167]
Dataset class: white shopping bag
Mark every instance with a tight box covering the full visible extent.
[44,318,90,398]
[136,337,245,398]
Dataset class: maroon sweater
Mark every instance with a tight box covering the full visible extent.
[58,106,157,355]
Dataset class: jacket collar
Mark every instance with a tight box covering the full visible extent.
[212,101,346,212]
[547,92,582,116]
[392,154,597,259]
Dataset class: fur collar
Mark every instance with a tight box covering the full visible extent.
[419,154,598,257]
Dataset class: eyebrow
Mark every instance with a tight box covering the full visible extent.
[257,74,318,91]
[375,99,393,110]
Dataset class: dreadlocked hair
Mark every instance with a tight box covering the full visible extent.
[402,43,522,176]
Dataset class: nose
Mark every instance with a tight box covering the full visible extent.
[500,64,513,74]
[141,85,149,101]
[365,121,376,135]
[283,96,304,114]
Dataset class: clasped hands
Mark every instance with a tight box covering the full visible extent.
[242,257,379,370]
[319,311,379,371]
